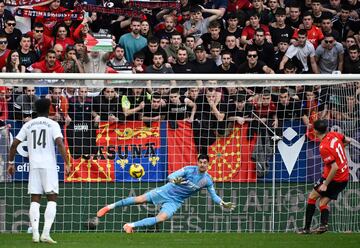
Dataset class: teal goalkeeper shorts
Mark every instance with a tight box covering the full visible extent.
[145,189,182,218]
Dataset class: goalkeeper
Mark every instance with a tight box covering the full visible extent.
[97,154,236,233]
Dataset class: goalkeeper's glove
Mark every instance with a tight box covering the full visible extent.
[170,177,186,185]
[220,200,236,211]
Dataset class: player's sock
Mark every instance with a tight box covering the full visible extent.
[132,217,158,228]
[305,198,316,230]
[29,202,40,236]
[320,205,329,226]
[113,197,136,208]
[42,201,57,237]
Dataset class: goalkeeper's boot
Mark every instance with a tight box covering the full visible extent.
[313,225,328,234]
[297,227,311,234]
[32,232,40,243]
[123,223,134,234]
[40,235,57,244]
[97,205,111,218]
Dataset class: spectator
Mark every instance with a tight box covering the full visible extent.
[224,34,246,64]
[18,34,38,70]
[195,20,225,53]
[142,92,167,127]
[119,17,147,62]
[248,28,275,68]
[285,3,302,30]
[292,11,324,49]
[185,35,196,50]
[165,31,195,64]
[315,33,344,74]
[332,4,359,42]
[0,86,7,121]
[140,36,168,67]
[183,5,223,39]
[269,8,294,49]
[131,52,146,73]
[192,44,218,73]
[238,48,274,74]
[216,50,238,73]
[46,87,71,127]
[105,45,131,73]
[167,88,196,125]
[310,0,333,27]
[280,29,319,73]
[155,15,178,40]
[93,87,124,123]
[61,46,84,73]
[27,23,53,60]
[53,24,75,52]
[209,41,222,66]
[121,88,147,121]
[145,51,174,73]
[0,0,13,31]
[276,88,302,128]
[247,0,272,25]
[30,50,64,73]
[2,50,25,73]
[343,45,360,73]
[53,44,64,61]
[241,13,271,46]
[0,16,21,50]
[320,16,341,42]
[274,37,289,72]
[159,36,170,49]
[140,20,152,39]
[223,12,243,41]
[67,87,96,159]
[0,34,10,68]
[172,47,196,73]
[14,86,39,123]
[83,51,111,74]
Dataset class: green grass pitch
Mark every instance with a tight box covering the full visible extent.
[1,233,360,248]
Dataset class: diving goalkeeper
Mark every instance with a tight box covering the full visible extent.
[97,154,236,233]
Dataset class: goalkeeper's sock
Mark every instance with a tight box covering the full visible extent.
[320,205,329,226]
[113,197,136,208]
[42,201,57,237]
[132,217,158,228]
[305,198,316,230]
[29,202,40,235]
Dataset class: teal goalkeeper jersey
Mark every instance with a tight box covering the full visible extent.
[157,166,222,204]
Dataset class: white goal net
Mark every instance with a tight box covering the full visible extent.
[0,73,359,233]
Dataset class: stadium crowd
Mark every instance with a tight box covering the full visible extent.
[0,0,360,165]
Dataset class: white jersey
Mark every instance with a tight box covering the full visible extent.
[16,117,63,169]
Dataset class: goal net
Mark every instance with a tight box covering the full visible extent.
[0,74,359,233]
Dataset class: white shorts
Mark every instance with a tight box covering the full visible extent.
[28,168,59,195]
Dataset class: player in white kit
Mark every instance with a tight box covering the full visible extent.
[7,98,70,244]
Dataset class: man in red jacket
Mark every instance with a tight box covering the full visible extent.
[30,50,64,73]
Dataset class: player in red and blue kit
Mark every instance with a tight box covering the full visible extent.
[96,154,235,233]
[298,119,351,234]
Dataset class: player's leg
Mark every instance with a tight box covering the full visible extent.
[298,188,321,234]
[124,201,180,233]
[28,168,43,243]
[97,193,149,217]
[40,168,59,244]
[312,196,331,234]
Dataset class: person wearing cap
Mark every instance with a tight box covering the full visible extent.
[192,44,217,73]
[183,5,223,39]
[269,8,294,49]
[165,31,195,64]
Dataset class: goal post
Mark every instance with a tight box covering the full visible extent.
[0,73,359,233]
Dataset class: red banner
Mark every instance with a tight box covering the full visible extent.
[65,121,162,182]
[168,121,257,182]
